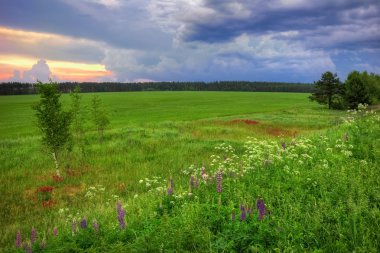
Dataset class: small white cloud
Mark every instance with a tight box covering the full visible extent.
[23,59,52,83]
[9,59,54,83]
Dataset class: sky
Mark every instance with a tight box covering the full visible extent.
[0,0,379,83]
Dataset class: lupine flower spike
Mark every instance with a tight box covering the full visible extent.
[30,227,37,244]
[80,217,88,229]
[117,202,126,229]
[15,230,22,248]
[216,170,222,193]
[240,204,246,221]
[256,198,267,220]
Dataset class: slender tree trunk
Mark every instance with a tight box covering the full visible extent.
[52,152,60,177]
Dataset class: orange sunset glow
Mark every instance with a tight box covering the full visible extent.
[0,27,112,82]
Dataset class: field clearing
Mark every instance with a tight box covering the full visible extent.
[2,91,378,252]
[0,92,342,139]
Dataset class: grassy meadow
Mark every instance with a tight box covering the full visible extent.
[0,91,379,252]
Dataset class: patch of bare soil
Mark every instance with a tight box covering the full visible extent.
[266,127,298,137]
[230,119,260,125]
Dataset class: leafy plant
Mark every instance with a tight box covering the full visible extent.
[33,80,72,176]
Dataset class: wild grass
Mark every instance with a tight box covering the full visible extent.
[1,92,378,252]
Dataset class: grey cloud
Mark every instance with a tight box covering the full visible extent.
[149,0,380,52]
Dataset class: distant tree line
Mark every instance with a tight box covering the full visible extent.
[309,71,380,109]
[0,81,314,95]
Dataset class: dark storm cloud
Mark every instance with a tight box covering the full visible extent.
[179,0,380,51]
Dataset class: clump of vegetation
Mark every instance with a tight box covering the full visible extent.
[310,70,380,109]
[33,80,72,176]
[13,106,380,252]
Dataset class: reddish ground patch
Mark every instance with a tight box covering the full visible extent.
[266,127,298,137]
[230,119,260,125]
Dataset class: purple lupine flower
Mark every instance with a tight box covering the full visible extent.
[240,204,246,221]
[281,141,286,150]
[72,220,77,235]
[216,170,222,193]
[93,220,99,232]
[40,238,46,250]
[80,217,87,229]
[30,227,37,244]
[231,210,235,221]
[195,178,199,189]
[53,227,58,236]
[117,202,126,229]
[256,198,267,220]
[15,230,22,248]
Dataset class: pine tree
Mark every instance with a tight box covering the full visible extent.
[309,71,343,109]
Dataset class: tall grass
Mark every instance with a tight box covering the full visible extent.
[1,92,376,252]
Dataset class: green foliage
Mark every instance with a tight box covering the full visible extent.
[368,72,380,102]
[91,95,109,139]
[309,71,344,109]
[1,92,379,252]
[25,110,378,252]
[33,80,72,173]
[345,71,372,109]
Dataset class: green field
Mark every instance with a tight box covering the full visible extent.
[1,91,379,252]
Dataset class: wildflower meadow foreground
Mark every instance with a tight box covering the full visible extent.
[9,105,380,252]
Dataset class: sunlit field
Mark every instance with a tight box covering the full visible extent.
[1,91,379,252]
